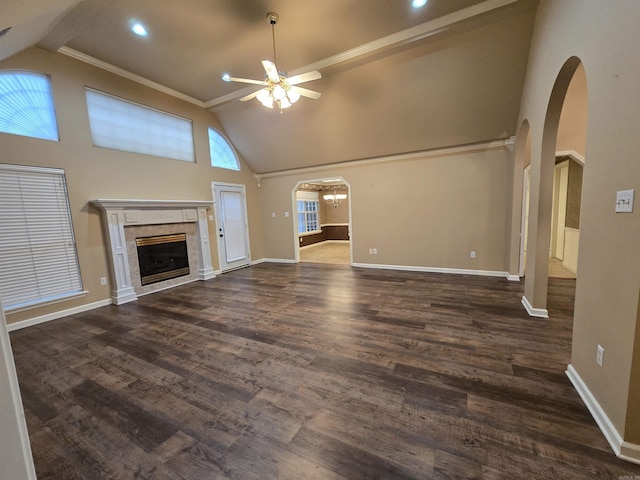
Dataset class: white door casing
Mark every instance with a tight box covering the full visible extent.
[519,165,531,277]
[213,183,251,272]
[555,162,569,260]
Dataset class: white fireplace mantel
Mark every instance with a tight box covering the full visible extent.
[91,199,215,305]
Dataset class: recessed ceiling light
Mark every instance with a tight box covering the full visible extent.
[412,0,428,8]
[130,21,148,37]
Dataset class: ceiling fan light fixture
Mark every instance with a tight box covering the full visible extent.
[257,89,274,108]
[279,97,292,109]
[287,89,300,103]
[221,12,321,112]
[272,84,286,100]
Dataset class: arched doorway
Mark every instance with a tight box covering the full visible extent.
[522,57,588,317]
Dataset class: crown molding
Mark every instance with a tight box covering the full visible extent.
[58,46,205,107]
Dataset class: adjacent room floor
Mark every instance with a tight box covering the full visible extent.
[299,241,350,265]
[10,263,639,479]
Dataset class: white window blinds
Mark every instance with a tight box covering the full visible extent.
[0,164,83,311]
[208,127,240,170]
[0,71,59,141]
[85,88,195,162]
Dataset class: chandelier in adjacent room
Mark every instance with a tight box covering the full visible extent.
[323,187,347,208]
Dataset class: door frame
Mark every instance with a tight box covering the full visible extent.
[212,182,251,272]
[518,164,531,277]
[292,177,353,265]
[552,160,569,260]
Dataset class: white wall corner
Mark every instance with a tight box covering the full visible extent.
[0,300,37,479]
[521,295,549,318]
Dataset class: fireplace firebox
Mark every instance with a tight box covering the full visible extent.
[136,233,189,286]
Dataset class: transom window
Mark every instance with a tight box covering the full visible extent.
[85,88,195,162]
[297,191,320,233]
[0,71,59,141]
[208,127,240,171]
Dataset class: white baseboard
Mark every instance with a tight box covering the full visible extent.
[351,262,509,278]
[521,295,549,318]
[566,364,640,465]
[6,298,113,332]
[251,258,296,265]
[506,274,521,282]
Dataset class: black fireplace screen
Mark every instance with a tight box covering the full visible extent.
[136,233,189,286]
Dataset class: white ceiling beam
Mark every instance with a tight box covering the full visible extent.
[204,0,520,109]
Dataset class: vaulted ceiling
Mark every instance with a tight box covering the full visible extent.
[1,0,538,174]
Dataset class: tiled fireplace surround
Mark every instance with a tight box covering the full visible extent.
[91,199,215,305]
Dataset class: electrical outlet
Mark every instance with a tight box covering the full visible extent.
[100,277,107,286]
[369,248,373,254]
[372,248,377,254]
[470,251,476,259]
[596,345,604,367]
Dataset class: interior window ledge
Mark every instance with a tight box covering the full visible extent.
[4,290,89,314]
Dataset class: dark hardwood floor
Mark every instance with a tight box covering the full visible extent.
[10,263,640,479]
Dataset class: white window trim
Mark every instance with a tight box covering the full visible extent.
[0,163,85,312]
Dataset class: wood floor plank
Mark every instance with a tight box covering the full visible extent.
[10,263,640,479]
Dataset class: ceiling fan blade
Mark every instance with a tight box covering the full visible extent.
[239,89,264,102]
[223,76,268,86]
[287,70,322,86]
[262,60,280,83]
[291,86,322,100]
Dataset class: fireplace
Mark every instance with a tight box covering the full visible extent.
[91,199,214,305]
[136,233,190,286]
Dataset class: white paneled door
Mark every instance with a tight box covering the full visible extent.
[213,183,251,272]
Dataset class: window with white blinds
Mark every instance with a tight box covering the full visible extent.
[85,88,195,162]
[0,164,83,312]
[296,191,320,233]
[208,127,240,171]
[0,71,59,141]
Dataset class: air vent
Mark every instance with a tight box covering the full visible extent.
[0,26,12,38]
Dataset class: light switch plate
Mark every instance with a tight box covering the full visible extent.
[615,189,634,213]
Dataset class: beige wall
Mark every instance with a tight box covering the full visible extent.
[260,145,512,272]
[556,63,588,156]
[0,47,264,325]
[515,0,640,444]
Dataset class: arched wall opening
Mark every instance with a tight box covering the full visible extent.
[522,56,587,317]
[291,177,352,266]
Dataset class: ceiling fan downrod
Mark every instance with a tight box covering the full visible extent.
[267,12,279,67]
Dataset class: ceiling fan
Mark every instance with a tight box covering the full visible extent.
[221,12,322,112]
